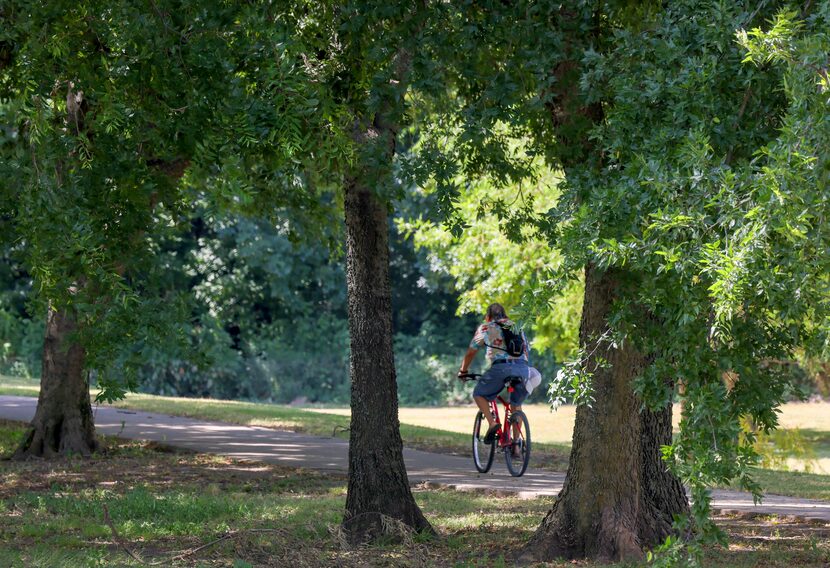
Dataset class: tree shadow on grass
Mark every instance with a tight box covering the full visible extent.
[703,513,830,568]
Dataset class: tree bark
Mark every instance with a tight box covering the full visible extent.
[523,266,687,562]
[13,305,97,459]
[520,3,689,559]
[341,121,432,543]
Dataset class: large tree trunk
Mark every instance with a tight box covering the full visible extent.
[341,141,432,543]
[523,265,687,562]
[13,305,97,459]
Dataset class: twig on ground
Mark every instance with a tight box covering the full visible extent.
[102,503,144,564]
[328,523,350,551]
[166,528,288,563]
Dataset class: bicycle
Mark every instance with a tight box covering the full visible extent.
[458,372,531,477]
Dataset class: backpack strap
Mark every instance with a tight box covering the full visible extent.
[484,321,520,354]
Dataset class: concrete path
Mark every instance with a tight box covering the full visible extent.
[1,395,828,522]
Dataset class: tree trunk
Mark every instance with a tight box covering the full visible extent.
[523,265,687,562]
[341,154,433,543]
[13,305,97,459]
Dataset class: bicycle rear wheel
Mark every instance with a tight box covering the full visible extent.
[472,411,495,473]
[505,410,531,477]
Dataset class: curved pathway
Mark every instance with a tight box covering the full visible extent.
[1,395,828,522]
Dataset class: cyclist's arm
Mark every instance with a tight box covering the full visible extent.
[461,324,488,374]
[459,347,478,374]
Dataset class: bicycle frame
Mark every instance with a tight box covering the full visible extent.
[464,372,531,476]
[490,383,521,449]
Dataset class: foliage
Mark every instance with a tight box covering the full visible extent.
[0,241,42,378]
[400,155,581,362]
[799,356,830,398]
[547,331,613,410]
[549,2,829,558]
[394,320,473,406]
[741,417,819,472]
[401,0,830,559]
[102,201,471,405]
[0,1,335,401]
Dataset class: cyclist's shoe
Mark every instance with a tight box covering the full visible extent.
[511,442,523,458]
[483,424,500,445]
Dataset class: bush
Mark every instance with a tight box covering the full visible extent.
[0,308,43,378]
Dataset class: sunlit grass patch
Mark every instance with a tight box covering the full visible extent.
[0,418,827,567]
[747,468,830,501]
[0,419,25,455]
[2,376,829,502]
[0,375,39,397]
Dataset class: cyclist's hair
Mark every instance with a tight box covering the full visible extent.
[486,303,507,321]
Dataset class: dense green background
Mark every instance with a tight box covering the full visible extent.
[0,194,566,405]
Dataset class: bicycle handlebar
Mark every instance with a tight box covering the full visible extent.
[458,372,482,381]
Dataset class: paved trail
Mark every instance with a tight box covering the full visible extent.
[1,395,828,522]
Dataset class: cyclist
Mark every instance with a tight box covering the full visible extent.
[458,303,531,449]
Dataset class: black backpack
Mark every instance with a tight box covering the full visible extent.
[488,322,525,357]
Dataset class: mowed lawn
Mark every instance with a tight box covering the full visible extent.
[2,375,829,477]
[314,403,578,445]
[312,401,830,474]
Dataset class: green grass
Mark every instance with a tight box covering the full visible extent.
[0,376,39,397]
[745,468,830,502]
[0,375,571,470]
[0,419,25,455]
[802,428,830,465]
[0,419,827,567]
[2,375,829,501]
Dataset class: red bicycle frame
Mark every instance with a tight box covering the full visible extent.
[490,383,522,449]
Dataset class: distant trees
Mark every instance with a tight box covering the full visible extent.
[120,206,468,405]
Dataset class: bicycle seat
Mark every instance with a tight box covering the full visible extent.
[505,376,524,387]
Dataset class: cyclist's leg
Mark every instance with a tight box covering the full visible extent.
[473,369,505,428]
[509,369,530,452]
[474,395,496,427]
[508,365,530,409]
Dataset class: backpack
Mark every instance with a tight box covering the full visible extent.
[488,321,525,357]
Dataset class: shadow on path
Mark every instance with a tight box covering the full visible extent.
[0,395,827,521]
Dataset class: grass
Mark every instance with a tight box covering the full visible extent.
[743,468,830,502]
[312,404,579,445]
[0,375,572,470]
[0,376,39,397]
[2,375,830,500]
[0,420,828,567]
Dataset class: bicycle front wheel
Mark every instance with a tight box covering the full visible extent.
[472,411,495,473]
[505,410,531,477]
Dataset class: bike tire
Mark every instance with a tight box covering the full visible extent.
[472,411,495,473]
[505,410,531,477]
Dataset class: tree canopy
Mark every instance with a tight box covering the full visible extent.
[1,0,829,561]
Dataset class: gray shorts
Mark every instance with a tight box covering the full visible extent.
[473,361,529,405]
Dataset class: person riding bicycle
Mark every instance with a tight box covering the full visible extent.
[458,303,531,448]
